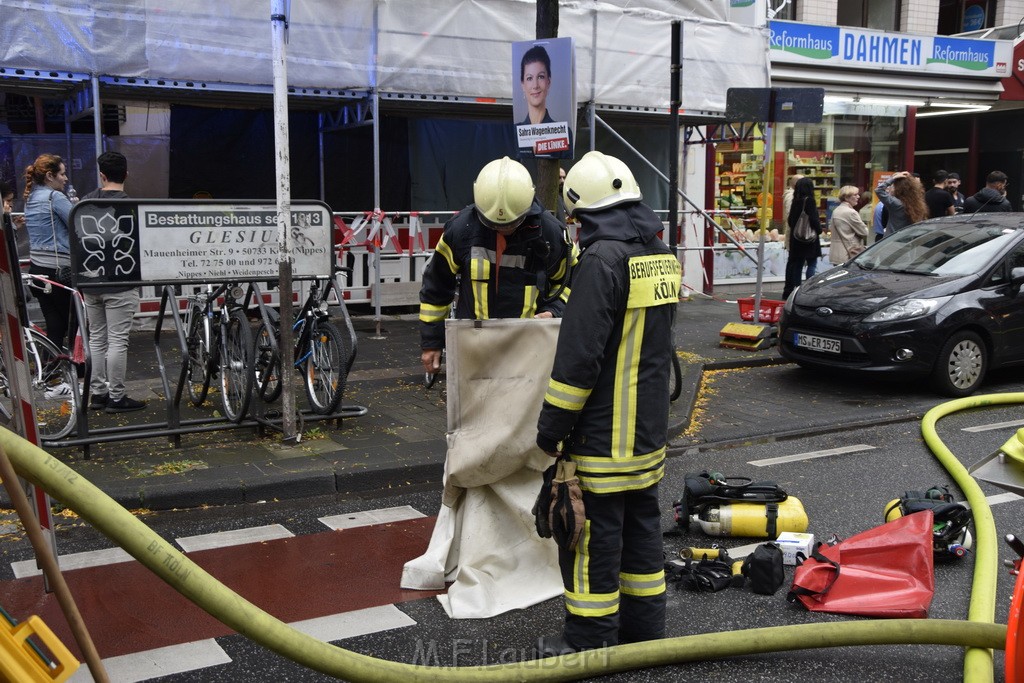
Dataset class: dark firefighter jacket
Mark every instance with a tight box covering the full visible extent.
[418,200,573,350]
[536,201,679,494]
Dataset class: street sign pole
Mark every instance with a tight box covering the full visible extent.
[271,0,298,443]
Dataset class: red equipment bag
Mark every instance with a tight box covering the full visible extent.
[787,511,935,618]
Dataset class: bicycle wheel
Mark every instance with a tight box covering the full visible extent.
[302,319,347,415]
[26,330,78,440]
[219,309,254,423]
[253,320,282,402]
[184,302,212,406]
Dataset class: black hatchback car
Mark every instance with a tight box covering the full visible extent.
[779,213,1024,396]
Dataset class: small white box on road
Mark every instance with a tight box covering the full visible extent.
[775,531,815,565]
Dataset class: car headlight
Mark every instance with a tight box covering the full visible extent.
[863,296,950,323]
[783,287,799,313]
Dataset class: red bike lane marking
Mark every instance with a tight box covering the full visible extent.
[0,516,439,659]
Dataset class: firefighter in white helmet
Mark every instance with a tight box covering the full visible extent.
[418,156,574,374]
[535,150,680,656]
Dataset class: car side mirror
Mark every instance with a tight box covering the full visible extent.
[1012,266,1024,291]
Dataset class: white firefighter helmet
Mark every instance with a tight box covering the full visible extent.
[473,157,535,229]
[562,151,642,216]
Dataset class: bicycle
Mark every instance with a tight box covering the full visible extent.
[181,283,254,423]
[0,326,79,440]
[252,270,355,416]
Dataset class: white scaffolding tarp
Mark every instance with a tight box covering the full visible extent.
[0,0,766,114]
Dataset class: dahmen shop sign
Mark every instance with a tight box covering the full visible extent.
[769,20,1012,77]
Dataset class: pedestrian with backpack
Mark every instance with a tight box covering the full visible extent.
[782,177,821,299]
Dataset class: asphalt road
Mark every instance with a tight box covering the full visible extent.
[2,402,1023,682]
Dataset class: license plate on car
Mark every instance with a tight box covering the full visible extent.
[794,332,841,354]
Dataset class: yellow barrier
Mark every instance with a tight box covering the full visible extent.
[0,614,79,682]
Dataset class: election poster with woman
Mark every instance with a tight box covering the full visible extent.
[512,37,576,160]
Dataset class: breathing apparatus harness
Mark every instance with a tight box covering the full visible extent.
[673,471,790,536]
[884,485,973,560]
[519,220,572,310]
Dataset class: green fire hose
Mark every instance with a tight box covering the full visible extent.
[0,395,1018,681]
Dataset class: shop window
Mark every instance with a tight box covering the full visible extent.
[837,0,900,31]
[937,0,991,35]
[769,0,796,21]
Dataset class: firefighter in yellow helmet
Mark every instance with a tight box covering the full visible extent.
[535,151,680,656]
[418,156,573,374]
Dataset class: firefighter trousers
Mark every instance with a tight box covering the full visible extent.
[558,483,666,649]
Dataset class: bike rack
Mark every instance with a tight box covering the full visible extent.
[46,277,366,457]
[244,272,366,438]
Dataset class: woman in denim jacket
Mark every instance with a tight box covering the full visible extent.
[23,153,77,349]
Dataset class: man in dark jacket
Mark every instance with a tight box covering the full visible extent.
[418,156,573,374]
[535,151,678,656]
[963,170,1013,213]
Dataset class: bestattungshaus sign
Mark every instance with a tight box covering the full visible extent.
[769,20,1013,77]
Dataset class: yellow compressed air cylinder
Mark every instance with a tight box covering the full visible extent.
[691,498,809,538]
[884,499,904,523]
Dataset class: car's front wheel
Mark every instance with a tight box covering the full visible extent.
[931,330,987,397]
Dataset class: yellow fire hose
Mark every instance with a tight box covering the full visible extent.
[921,391,1024,683]
[0,397,1018,681]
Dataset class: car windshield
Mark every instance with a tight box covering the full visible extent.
[853,224,1020,276]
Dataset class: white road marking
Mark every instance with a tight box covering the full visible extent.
[319,505,425,530]
[962,492,1023,509]
[67,607,416,682]
[10,511,423,576]
[720,541,761,561]
[175,524,294,553]
[13,547,134,578]
[291,605,416,641]
[748,444,876,467]
[962,419,1024,433]
[69,639,230,683]
[12,525,298,576]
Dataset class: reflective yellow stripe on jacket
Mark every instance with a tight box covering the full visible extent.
[612,308,644,457]
[520,286,538,318]
[571,447,666,493]
[418,302,449,324]
[544,379,591,412]
[434,235,458,275]
[469,252,490,320]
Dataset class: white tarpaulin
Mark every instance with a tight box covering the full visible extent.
[681,18,771,114]
[1,0,763,114]
[401,318,562,618]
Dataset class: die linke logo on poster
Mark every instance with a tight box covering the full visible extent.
[535,137,569,154]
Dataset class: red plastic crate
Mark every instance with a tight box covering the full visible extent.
[737,297,784,324]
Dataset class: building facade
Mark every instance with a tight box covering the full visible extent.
[694,0,1023,294]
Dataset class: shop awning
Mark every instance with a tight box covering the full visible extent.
[770,64,1005,104]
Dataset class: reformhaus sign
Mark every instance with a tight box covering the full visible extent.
[769,20,1012,77]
